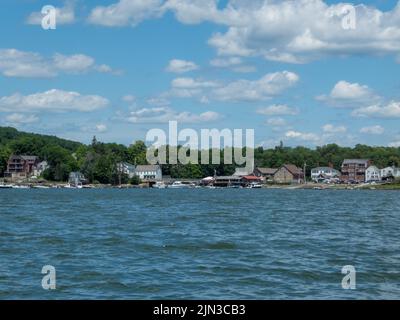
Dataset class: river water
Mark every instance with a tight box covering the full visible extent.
[0,189,399,299]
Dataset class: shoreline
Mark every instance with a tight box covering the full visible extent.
[1,182,400,190]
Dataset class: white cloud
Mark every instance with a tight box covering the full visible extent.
[207,1,400,63]
[26,2,75,25]
[127,107,220,123]
[0,49,116,78]
[0,89,109,113]
[95,124,108,133]
[285,130,320,142]
[122,95,136,102]
[360,125,385,135]
[257,104,298,116]
[166,59,199,73]
[352,101,400,118]
[53,53,95,73]
[266,117,287,127]
[210,57,242,67]
[169,72,298,102]
[322,124,347,134]
[212,71,299,102]
[317,81,379,107]
[170,77,219,98]
[85,1,400,63]
[5,113,39,124]
[88,0,164,27]
[210,56,255,73]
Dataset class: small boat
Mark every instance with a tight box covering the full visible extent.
[12,185,30,189]
[168,181,195,189]
[153,181,167,189]
[0,184,13,189]
[33,185,51,189]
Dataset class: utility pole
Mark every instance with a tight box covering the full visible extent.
[303,161,307,184]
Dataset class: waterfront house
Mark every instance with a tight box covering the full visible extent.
[134,165,162,181]
[380,166,400,181]
[69,172,87,186]
[117,162,136,178]
[365,165,381,183]
[242,175,262,187]
[253,167,278,182]
[341,159,371,183]
[5,155,39,180]
[214,176,242,187]
[311,166,341,183]
[273,164,304,184]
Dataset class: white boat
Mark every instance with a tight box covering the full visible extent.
[168,181,195,189]
[33,185,51,189]
[64,183,83,189]
[153,181,167,189]
[12,185,30,189]
[0,184,13,189]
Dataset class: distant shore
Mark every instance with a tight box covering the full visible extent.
[2,181,400,190]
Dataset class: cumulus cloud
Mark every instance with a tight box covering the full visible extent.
[266,117,287,127]
[166,59,199,73]
[360,125,385,135]
[86,1,400,63]
[0,89,109,113]
[207,0,400,63]
[317,81,379,107]
[0,49,116,78]
[352,101,400,118]
[322,124,347,134]
[26,2,75,25]
[168,71,298,101]
[285,130,320,142]
[212,71,299,102]
[88,0,164,27]
[210,56,255,73]
[127,106,220,123]
[5,113,39,124]
[95,124,108,133]
[257,104,298,116]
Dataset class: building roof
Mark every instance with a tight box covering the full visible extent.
[215,176,242,181]
[311,167,340,172]
[242,175,262,181]
[283,164,303,175]
[135,165,161,172]
[256,167,278,174]
[342,159,370,165]
[9,155,38,161]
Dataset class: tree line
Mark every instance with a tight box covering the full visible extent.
[1,127,400,183]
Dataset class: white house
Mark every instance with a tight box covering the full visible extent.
[134,165,162,181]
[117,162,136,178]
[365,166,381,182]
[311,167,341,182]
[381,167,395,180]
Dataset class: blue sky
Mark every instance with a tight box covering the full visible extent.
[1,0,400,148]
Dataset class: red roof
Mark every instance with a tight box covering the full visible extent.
[242,175,262,181]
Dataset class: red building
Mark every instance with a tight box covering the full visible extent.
[5,155,39,180]
[341,159,371,183]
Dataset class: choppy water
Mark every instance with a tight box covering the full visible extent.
[0,189,399,299]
